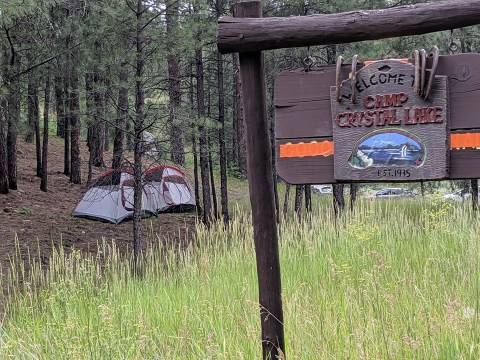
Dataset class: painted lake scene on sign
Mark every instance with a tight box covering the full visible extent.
[348,130,426,169]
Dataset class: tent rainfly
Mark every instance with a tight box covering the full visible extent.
[72,166,196,224]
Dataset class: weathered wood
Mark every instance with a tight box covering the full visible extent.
[234,2,285,359]
[276,141,480,184]
[218,0,480,53]
[276,138,336,184]
[331,60,448,181]
[275,54,480,139]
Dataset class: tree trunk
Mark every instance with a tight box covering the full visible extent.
[350,183,358,212]
[63,75,70,176]
[7,56,20,189]
[305,185,312,213]
[26,76,38,143]
[91,65,106,167]
[192,132,201,216]
[166,0,184,165]
[217,50,229,222]
[196,46,212,225]
[471,178,478,212]
[54,74,66,138]
[333,184,345,217]
[208,143,218,219]
[41,71,51,192]
[294,185,304,219]
[112,63,128,170]
[233,53,247,177]
[133,0,145,275]
[231,53,238,166]
[283,183,291,218]
[69,45,81,184]
[0,97,8,194]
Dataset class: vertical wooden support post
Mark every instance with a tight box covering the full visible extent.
[233,1,285,359]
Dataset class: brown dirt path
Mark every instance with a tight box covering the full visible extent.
[0,138,196,276]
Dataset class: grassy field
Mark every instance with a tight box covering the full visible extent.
[1,197,479,359]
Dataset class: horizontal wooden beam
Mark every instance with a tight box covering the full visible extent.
[217,0,480,54]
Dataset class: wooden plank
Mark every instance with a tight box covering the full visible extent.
[450,129,480,179]
[432,53,480,130]
[234,2,285,359]
[331,61,449,181]
[277,132,480,184]
[218,0,480,53]
[276,138,335,184]
[275,54,480,139]
[450,149,480,179]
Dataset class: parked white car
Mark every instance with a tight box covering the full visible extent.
[311,185,332,195]
[442,189,471,201]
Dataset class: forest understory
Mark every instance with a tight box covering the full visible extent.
[0,139,196,277]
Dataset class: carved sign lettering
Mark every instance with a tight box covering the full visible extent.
[331,60,448,181]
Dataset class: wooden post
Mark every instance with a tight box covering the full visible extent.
[233,1,285,358]
[218,0,480,54]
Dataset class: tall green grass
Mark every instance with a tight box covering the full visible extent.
[1,199,479,359]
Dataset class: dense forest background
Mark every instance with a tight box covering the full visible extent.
[0,0,479,230]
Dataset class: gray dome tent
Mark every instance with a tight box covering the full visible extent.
[72,166,195,224]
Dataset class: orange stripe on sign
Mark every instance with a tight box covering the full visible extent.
[279,133,480,159]
[451,133,480,149]
[279,141,334,158]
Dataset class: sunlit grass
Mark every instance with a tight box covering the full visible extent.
[1,199,479,359]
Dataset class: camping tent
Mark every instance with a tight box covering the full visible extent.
[143,165,196,213]
[72,166,195,224]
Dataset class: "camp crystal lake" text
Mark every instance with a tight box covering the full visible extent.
[335,92,444,127]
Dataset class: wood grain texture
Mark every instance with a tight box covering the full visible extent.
[218,0,480,53]
[331,61,448,181]
[276,138,335,184]
[276,136,480,184]
[234,2,285,359]
[275,54,480,139]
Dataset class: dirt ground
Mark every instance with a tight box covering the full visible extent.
[0,138,196,276]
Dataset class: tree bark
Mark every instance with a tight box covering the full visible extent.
[63,70,70,176]
[92,68,106,167]
[54,74,66,138]
[69,45,81,184]
[0,97,8,194]
[196,46,212,225]
[333,183,345,217]
[26,71,38,143]
[233,53,247,177]
[471,178,478,212]
[7,56,20,188]
[112,62,128,170]
[133,0,145,275]
[305,185,312,213]
[166,0,185,165]
[294,185,304,219]
[349,184,358,212]
[217,50,229,222]
[208,143,218,219]
[41,71,51,192]
[218,0,480,53]
[283,183,291,218]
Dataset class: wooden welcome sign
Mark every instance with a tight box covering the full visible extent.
[332,60,448,181]
[275,53,480,184]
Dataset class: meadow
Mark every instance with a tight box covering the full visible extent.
[0,197,479,359]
